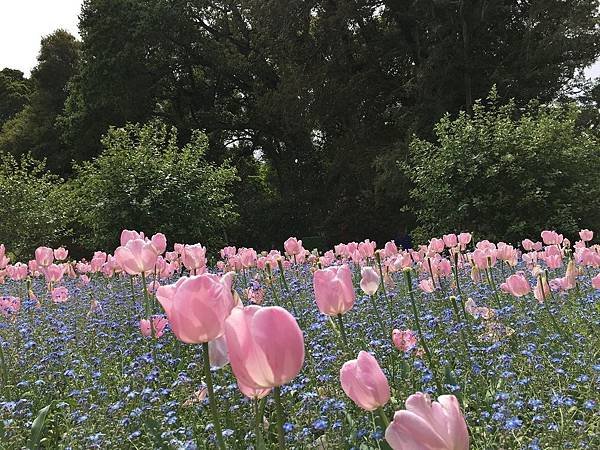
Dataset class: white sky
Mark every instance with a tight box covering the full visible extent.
[0,0,599,80]
[0,0,82,75]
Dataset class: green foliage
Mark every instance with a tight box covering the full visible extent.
[68,121,239,252]
[0,153,69,258]
[0,69,32,127]
[57,0,600,244]
[0,30,80,175]
[407,94,600,243]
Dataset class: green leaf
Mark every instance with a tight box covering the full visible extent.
[27,403,52,450]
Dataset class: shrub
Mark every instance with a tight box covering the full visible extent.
[407,95,600,243]
[68,121,239,253]
[0,153,68,258]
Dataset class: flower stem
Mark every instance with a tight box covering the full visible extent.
[375,252,394,321]
[273,386,285,449]
[403,269,443,393]
[254,398,266,449]
[369,294,388,340]
[202,342,226,449]
[376,407,390,428]
[0,340,8,390]
[336,313,349,349]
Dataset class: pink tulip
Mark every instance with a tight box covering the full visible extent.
[51,286,69,303]
[392,329,417,352]
[579,229,593,242]
[418,278,435,294]
[428,238,444,254]
[471,248,496,269]
[541,230,563,246]
[458,232,472,246]
[43,264,66,283]
[150,233,167,255]
[147,280,161,294]
[385,392,469,450]
[181,244,207,274]
[500,273,531,297]
[443,234,458,248]
[239,248,258,268]
[28,260,39,275]
[53,247,68,261]
[225,305,305,389]
[313,264,356,316]
[140,316,168,338]
[35,246,54,267]
[284,237,303,256]
[359,267,380,296]
[533,277,551,303]
[120,229,144,246]
[6,263,28,281]
[208,335,229,369]
[546,254,562,269]
[156,272,235,344]
[522,239,534,251]
[340,351,390,411]
[358,240,376,259]
[0,296,20,317]
[592,273,600,289]
[246,285,265,305]
[238,380,272,400]
[384,241,398,257]
[114,239,158,275]
[334,243,348,257]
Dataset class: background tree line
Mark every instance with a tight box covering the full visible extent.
[1,0,599,257]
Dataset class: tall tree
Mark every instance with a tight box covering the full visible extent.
[0,69,32,127]
[59,0,600,244]
[0,30,80,175]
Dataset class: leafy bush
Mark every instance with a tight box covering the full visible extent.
[407,95,600,243]
[0,153,69,258]
[68,121,239,252]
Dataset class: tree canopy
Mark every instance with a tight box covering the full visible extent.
[0,1,599,250]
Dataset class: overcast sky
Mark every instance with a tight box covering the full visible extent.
[0,0,82,75]
[1,0,599,79]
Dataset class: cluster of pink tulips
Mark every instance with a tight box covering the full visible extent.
[1,226,599,449]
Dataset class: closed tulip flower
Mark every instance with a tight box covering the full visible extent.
[340,351,390,411]
[140,316,168,338]
[208,335,230,369]
[579,229,593,242]
[43,264,66,283]
[7,262,28,281]
[458,232,472,246]
[541,230,563,246]
[35,246,54,267]
[443,234,458,248]
[156,272,235,344]
[313,264,356,316]
[120,229,144,246]
[392,329,417,352]
[385,392,469,450]
[360,266,380,296]
[284,237,303,256]
[53,247,68,261]
[182,244,207,274]
[51,286,69,303]
[500,273,531,297]
[225,305,304,389]
[151,233,167,255]
[114,239,158,275]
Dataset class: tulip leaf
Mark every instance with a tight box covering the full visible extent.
[27,403,52,450]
